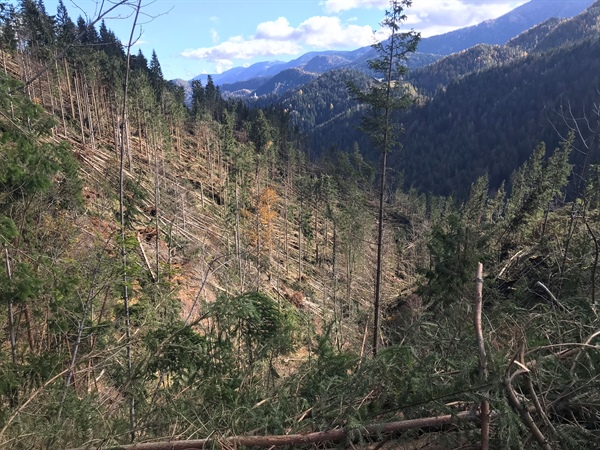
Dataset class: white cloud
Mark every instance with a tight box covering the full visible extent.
[182,39,303,61]
[182,15,382,63]
[255,17,295,39]
[407,0,527,37]
[322,0,528,36]
[296,16,378,47]
[182,1,528,66]
[215,59,234,74]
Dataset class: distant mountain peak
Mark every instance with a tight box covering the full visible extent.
[417,0,594,55]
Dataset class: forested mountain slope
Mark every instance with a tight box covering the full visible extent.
[411,0,600,96]
[314,36,600,198]
[400,36,600,198]
[312,1,600,198]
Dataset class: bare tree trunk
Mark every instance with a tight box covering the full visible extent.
[92,83,103,142]
[315,195,319,264]
[284,174,289,272]
[63,59,75,121]
[68,410,479,450]
[119,1,144,441]
[373,150,387,357]
[83,73,95,150]
[54,59,67,137]
[235,180,243,291]
[298,201,303,281]
[5,247,17,366]
[74,73,86,145]
[475,262,490,450]
[585,220,599,310]
[153,127,160,283]
[1,47,7,75]
[45,68,56,136]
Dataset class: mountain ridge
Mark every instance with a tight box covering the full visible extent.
[191,0,594,92]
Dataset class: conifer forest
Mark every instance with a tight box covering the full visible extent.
[0,0,599,448]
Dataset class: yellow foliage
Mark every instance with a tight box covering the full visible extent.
[243,187,279,249]
[259,187,279,243]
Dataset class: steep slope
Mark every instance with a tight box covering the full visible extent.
[310,0,600,199]
[505,17,565,51]
[255,68,370,136]
[409,44,526,94]
[417,0,595,55]
[530,0,600,52]
[314,36,600,198]
[4,7,600,449]
[398,36,600,198]
[252,68,317,97]
[410,0,600,94]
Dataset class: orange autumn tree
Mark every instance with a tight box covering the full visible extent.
[244,187,279,287]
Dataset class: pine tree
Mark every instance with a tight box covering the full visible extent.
[347,0,420,356]
[55,0,75,47]
[75,15,98,46]
[130,48,148,73]
[19,0,55,59]
[99,19,125,60]
[148,49,164,104]
[0,3,17,54]
[204,74,218,119]
[191,79,204,119]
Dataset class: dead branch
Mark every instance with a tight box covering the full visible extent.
[68,410,478,450]
[504,354,553,450]
[137,234,157,283]
[534,282,567,312]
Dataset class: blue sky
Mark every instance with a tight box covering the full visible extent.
[42,0,528,80]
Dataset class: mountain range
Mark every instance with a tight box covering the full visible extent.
[185,0,594,99]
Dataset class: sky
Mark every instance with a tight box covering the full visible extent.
[42,0,529,80]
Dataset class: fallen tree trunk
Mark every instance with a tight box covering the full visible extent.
[71,410,478,450]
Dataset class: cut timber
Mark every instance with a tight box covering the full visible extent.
[68,410,478,450]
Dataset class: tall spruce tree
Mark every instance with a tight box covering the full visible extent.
[19,0,55,59]
[347,0,419,356]
[148,49,164,103]
[191,79,204,119]
[0,3,17,53]
[204,74,218,119]
[55,0,76,49]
